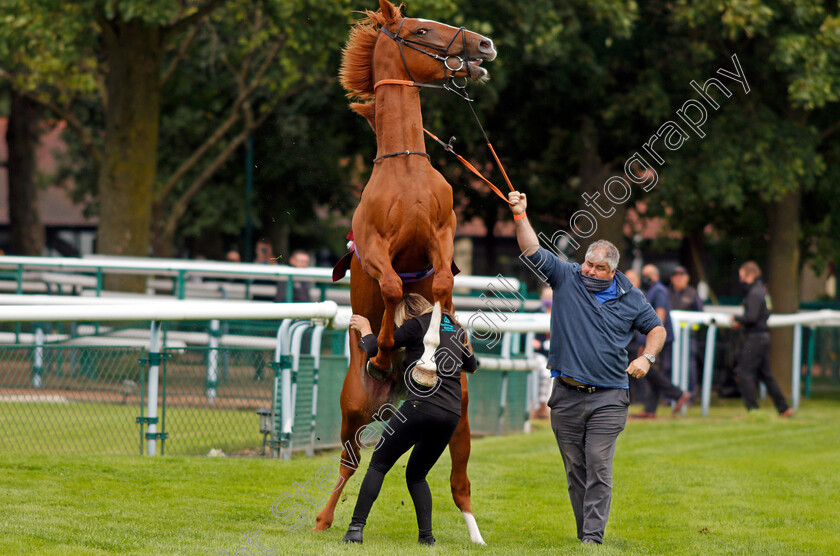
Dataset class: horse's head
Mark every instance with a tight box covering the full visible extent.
[376,0,496,84]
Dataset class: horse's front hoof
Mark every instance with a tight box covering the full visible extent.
[313,513,333,531]
[411,365,437,387]
[366,360,391,381]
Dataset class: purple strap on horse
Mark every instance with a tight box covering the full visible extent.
[331,233,460,283]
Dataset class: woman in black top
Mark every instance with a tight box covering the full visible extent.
[342,293,478,546]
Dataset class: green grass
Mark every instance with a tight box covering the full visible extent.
[1,399,839,555]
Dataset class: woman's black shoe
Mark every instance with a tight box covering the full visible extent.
[341,525,364,544]
[418,533,436,546]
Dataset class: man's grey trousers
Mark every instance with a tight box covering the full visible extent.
[548,378,629,544]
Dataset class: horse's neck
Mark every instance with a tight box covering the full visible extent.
[373,85,426,159]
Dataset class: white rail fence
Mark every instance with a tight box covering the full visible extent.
[0,297,540,458]
[4,290,836,457]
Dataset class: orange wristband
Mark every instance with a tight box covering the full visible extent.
[513,212,527,221]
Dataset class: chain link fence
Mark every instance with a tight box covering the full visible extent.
[0,345,148,455]
[804,326,840,399]
[0,327,533,457]
[160,347,275,456]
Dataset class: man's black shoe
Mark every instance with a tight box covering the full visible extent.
[341,525,363,544]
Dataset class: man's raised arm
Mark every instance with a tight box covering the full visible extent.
[508,191,539,255]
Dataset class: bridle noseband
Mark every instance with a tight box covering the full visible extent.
[380,17,473,98]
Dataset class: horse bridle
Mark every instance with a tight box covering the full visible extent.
[372,18,476,164]
[372,19,516,204]
[380,17,473,97]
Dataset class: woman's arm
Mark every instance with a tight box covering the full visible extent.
[461,352,479,373]
[350,315,378,357]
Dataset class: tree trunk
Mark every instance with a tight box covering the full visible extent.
[7,91,45,256]
[151,220,176,259]
[97,20,162,290]
[687,228,717,304]
[767,188,800,396]
[577,119,626,261]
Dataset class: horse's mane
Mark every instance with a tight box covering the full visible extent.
[339,4,403,100]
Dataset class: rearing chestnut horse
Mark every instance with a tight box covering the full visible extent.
[314,0,495,544]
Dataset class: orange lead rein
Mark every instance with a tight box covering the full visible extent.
[422,129,515,206]
[372,79,517,206]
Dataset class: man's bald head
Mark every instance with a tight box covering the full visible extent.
[642,264,660,281]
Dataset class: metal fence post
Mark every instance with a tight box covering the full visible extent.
[523,331,537,414]
[288,322,311,456]
[207,319,220,403]
[280,321,309,459]
[176,270,186,300]
[271,320,291,458]
[671,322,683,387]
[32,327,44,389]
[679,324,691,415]
[308,325,326,456]
[497,333,511,435]
[701,324,717,417]
[15,264,23,294]
[805,326,816,398]
[792,323,802,410]
[146,320,162,456]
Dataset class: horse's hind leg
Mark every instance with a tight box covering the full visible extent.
[314,342,370,531]
[449,374,485,544]
[313,408,367,531]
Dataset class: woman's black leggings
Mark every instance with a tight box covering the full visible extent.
[350,400,460,536]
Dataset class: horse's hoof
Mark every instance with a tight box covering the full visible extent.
[366,360,391,381]
[313,514,332,531]
[412,366,437,387]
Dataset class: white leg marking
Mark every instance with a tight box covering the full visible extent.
[462,512,486,545]
[413,301,442,386]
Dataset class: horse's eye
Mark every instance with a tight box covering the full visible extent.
[417,28,428,36]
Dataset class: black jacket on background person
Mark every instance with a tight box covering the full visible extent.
[669,286,703,312]
[734,279,770,334]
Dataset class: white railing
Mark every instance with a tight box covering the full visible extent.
[671,309,840,416]
[0,255,522,302]
[5,293,835,418]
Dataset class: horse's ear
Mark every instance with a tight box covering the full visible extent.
[379,0,401,24]
[350,101,376,132]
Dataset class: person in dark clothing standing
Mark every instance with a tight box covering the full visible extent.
[731,261,794,417]
[669,266,704,396]
[668,266,703,312]
[623,269,649,405]
[632,265,691,418]
[251,238,279,302]
[342,293,478,546]
[275,249,314,302]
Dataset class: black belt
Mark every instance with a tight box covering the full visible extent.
[557,377,600,394]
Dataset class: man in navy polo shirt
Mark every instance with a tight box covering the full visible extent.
[633,264,691,418]
[508,190,666,545]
